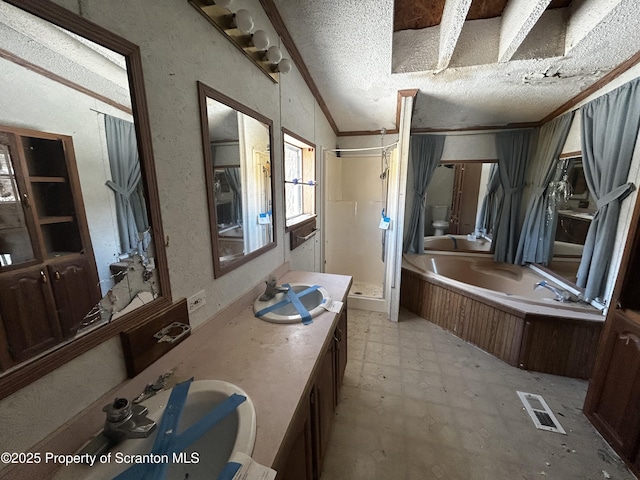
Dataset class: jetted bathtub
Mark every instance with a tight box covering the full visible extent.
[400,252,603,379]
[423,234,584,257]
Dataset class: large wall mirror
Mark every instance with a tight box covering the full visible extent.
[424,155,591,285]
[0,0,171,397]
[198,82,276,277]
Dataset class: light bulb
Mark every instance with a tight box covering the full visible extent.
[277,58,292,74]
[215,0,233,7]
[251,30,270,50]
[266,45,282,64]
[234,9,254,34]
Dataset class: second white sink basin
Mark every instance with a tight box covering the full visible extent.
[254,283,330,324]
[58,379,256,480]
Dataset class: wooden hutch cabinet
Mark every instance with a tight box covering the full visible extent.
[584,195,640,477]
[0,126,100,370]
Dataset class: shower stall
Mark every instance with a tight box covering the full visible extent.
[322,95,414,319]
[323,143,399,312]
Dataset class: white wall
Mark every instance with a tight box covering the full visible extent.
[0,0,336,458]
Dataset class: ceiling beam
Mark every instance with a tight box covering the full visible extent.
[437,0,473,70]
[498,0,552,62]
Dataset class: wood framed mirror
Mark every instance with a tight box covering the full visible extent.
[198,82,276,277]
[0,0,171,398]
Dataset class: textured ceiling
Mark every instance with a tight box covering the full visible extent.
[272,0,640,133]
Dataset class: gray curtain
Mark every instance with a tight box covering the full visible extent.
[104,115,149,254]
[475,163,501,236]
[403,134,446,253]
[224,167,242,225]
[515,112,574,265]
[493,129,537,263]
[577,78,640,301]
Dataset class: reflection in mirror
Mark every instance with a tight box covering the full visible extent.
[424,162,495,238]
[422,157,590,285]
[0,0,169,391]
[545,155,593,282]
[198,82,275,277]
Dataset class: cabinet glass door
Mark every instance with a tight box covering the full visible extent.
[0,142,35,267]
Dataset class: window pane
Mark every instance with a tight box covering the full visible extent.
[284,144,303,220]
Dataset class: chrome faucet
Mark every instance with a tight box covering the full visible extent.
[79,397,156,458]
[102,397,157,442]
[535,280,575,302]
[259,277,289,301]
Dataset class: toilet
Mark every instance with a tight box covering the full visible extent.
[431,205,450,236]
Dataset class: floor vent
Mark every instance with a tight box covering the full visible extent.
[517,391,566,434]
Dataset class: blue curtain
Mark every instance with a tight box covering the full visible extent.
[403,135,446,253]
[104,115,149,254]
[515,112,574,265]
[577,78,640,301]
[493,129,537,263]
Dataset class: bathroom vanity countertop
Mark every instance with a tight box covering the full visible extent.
[34,270,352,480]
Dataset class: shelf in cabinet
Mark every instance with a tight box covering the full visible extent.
[38,216,74,225]
[29,176,66,183]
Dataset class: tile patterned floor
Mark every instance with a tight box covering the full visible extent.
[321,308,635,480]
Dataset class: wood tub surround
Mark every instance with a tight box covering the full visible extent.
[400,268,603,379]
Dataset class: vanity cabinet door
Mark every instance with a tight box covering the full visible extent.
[48,255,100,339]
[313,342,335,475]
[587,311,640,460]
[334,309,348,405]
[0,265,62,363]
[277,394,313,480]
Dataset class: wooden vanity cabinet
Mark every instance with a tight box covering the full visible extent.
[276,307,348,480]
[0,126,99,369]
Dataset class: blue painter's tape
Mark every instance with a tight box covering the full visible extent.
[284,283,313,325]
[114,378,193,480]
[254,296,292,317]
[217,461,242,480]
[254,285,321,323]
[171,393,246,454]
[114,380,246,480]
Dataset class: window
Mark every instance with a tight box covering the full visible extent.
[283,131,316,228]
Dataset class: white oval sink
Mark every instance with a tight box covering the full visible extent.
[253,283,330,324]
[58,380,256,480]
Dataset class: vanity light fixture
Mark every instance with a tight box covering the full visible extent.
[275,58,292,74]
[251,30,270,50]
[189,0,292,82]
[265,45,282,64]
[232,9,254,34]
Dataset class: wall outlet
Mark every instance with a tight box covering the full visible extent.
[188,290,206,313]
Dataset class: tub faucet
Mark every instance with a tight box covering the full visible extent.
[259,277,289,301]
[535,281,574,302]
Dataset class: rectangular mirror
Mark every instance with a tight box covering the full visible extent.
[0,0,170,397]
[197,82,276,277]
